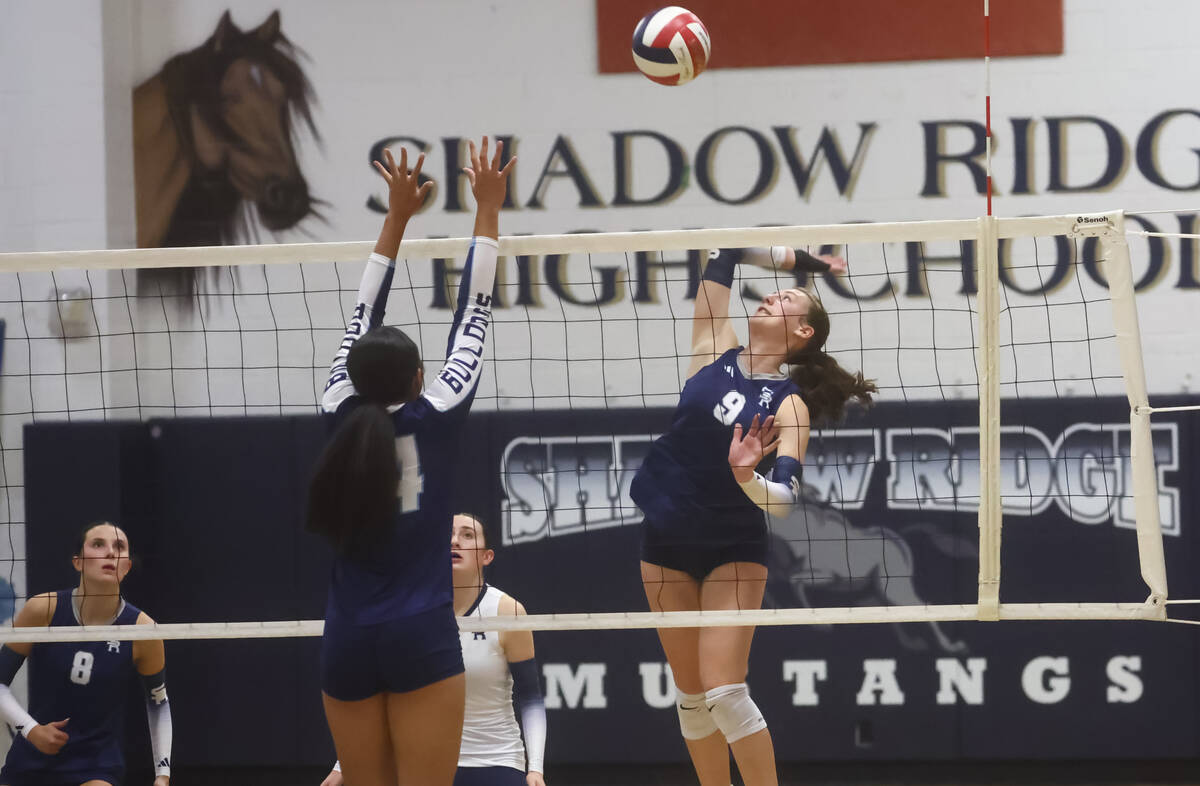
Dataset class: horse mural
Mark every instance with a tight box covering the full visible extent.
[133,10,319,292]
[765,485,976,653]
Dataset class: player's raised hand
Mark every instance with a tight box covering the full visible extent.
[818,253,848,274]
[373,147,433,220]
[728,414,781,482]
[28,717,69,755]
[463,136,516,211]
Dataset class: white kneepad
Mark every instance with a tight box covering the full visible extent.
[704,683,767,743]
[676,691,719,740]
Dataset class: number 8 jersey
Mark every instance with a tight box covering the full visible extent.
[631,347,801,541]
[4,590,142,779]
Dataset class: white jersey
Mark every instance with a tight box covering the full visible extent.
[459,584,525,771]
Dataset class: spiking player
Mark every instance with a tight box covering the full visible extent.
[307,138,513,786]
[632,246,875,786]
[0,522,172,786]
[321,514,547,786]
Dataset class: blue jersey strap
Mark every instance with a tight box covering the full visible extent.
[510,657,546,773]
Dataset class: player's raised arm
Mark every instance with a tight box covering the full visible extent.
[321,148,432,413]
[689,247,848,378]
[421,137,514,415]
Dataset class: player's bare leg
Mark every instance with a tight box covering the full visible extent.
[323,692,396,786]
[642,561,731,786]
[700,561,776,786]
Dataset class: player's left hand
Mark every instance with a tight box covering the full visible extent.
[728,413,781,482]
[153,776,169,786]
[526,771,546,786]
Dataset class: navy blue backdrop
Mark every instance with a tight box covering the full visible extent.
[21,397,1200,771]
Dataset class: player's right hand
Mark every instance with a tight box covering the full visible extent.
[818,254,848,274]
[319,768,344,786]
[28,718,69,755]
[463,136,516,210]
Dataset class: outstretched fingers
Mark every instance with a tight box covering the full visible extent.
[408,149,425,182]
[373,148,396,182]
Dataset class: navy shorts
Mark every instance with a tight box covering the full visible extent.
[0,768,122,786]
[321,602,464,701]
[453,766,526,786]
[642,517,769,582]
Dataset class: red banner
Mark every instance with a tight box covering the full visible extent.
[599,0,1062,72]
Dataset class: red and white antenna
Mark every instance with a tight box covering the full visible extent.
[984,0,993,215]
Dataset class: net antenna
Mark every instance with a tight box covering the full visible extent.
[0,210,1174,641]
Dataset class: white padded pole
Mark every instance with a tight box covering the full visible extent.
[977,216,1001,620]
[1099,213,1168,609]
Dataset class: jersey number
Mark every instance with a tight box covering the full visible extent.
[713,391,746,425]
[70,651,94,685]
[396,434,425,514]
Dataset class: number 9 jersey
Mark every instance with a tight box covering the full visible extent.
[631,347,801,543]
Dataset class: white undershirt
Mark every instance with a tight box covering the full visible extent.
[459,585,525,770]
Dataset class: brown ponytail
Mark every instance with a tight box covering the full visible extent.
[787,290,878,425]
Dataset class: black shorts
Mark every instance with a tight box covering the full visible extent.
[321,602,464,701]
[641,516,769,582]
[0,768,122,786]
[453,766,526,786]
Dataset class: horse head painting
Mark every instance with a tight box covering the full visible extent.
[133,10,320,293]
[765,485,977,654]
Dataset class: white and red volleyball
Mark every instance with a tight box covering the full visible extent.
[631,6,711,86]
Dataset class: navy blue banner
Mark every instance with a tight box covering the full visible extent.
[22,397,1200,767]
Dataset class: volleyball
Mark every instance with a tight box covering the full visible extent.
[631,6,711,86]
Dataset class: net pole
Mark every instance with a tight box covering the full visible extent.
[977,215,1001,620]
[1100,212,1168,609]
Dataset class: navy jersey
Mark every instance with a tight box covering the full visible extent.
[3,590,142,778]
[320,238,498,625]
[631,347,801,540]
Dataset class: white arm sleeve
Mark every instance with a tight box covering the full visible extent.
[145,694,173,776]
[332,760,342,773]
[737,471,799,515]
[520,699,547,773]
[0,684,36,738]
[321,252,397,413]
[143,671,172,777]
[738,246,791,268]
[422,237,498,413]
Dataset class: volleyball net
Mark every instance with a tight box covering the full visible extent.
[0,210,1172,642]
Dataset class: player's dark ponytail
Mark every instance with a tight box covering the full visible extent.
[307,327,420,554]
[786,290,877,424]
